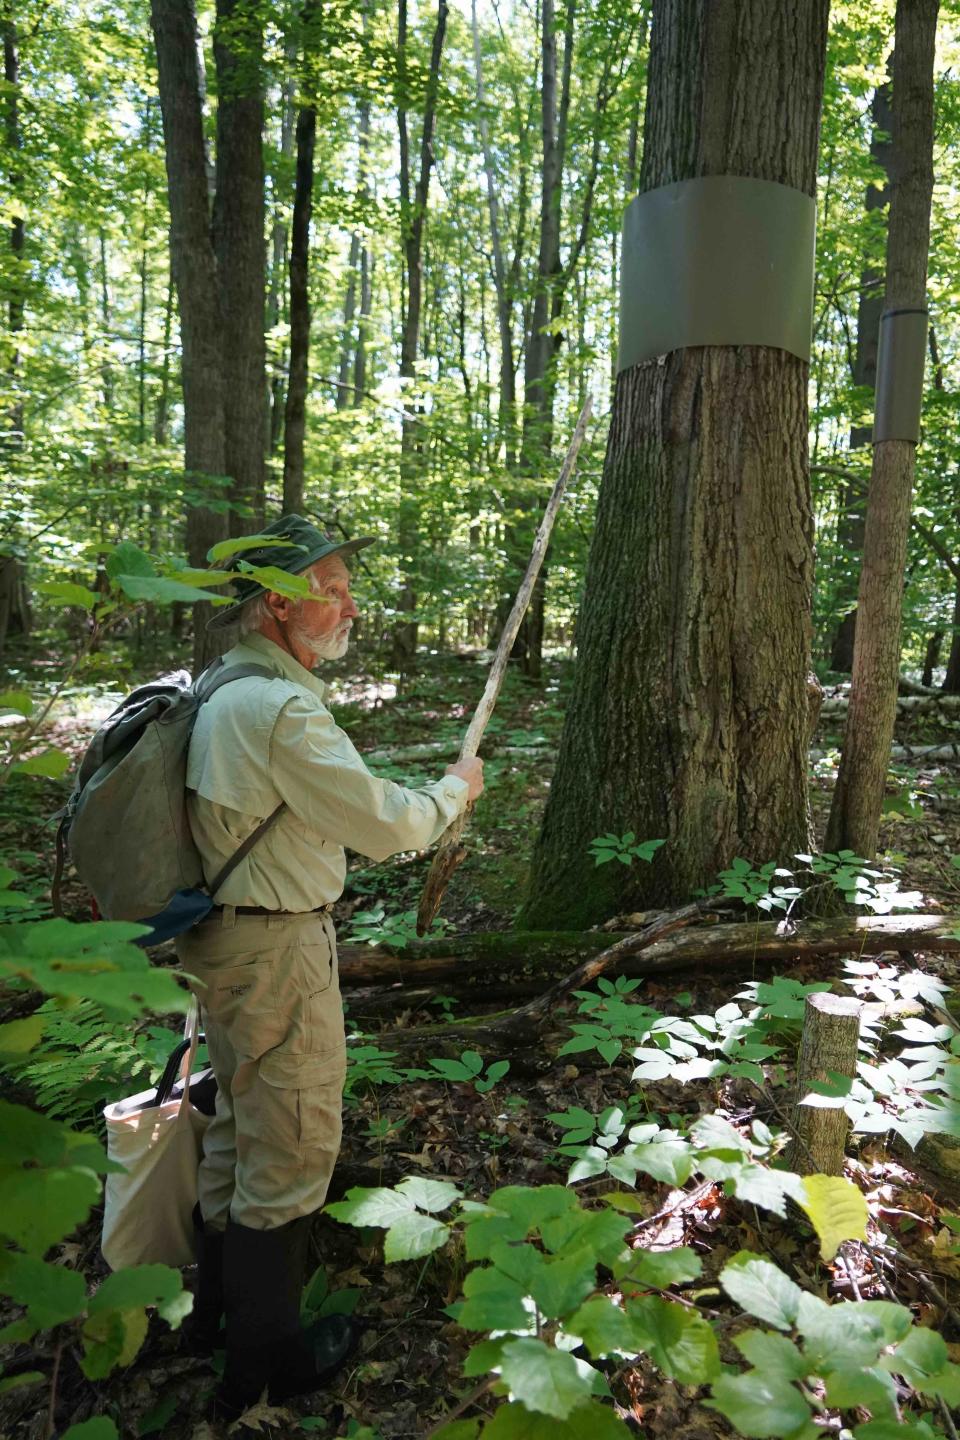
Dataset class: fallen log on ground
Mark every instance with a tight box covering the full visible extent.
[819,693,960,717]
[349,911,960,1070]
[810,743,960,763]
[338,914,960,995]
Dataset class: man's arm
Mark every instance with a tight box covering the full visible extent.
[269,695,482,861]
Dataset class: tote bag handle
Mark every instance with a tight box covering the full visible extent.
[150,999,201,1109]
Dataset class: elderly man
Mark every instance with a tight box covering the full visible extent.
[177,515,482,1418]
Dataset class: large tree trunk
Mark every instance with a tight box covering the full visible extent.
[829,79,892,673]
[392,0,448,668]
[522,0,829,929]
[1,13,30,658]
[825,0,939,858]
[282,11,318,517]
[150,0,229,670]
[213,0,266,531]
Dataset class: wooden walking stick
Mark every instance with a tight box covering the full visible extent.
[415,397,593,936]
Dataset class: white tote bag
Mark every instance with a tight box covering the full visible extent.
[102,999,211,1270]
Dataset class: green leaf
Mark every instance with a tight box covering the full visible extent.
[0,689,33,717]
[719,1253,803,1331]
[628,1296,720,1384]
[462,1337,509,1377]
[207,533,303,563]
[394,1176,462,1213]
[730,1165,804,1218]
[457,1266,530,1330]
[0,1372,44,1395]
[114,574,232,604]
[796,1175,868,1261]
[852,1423,937,1440]
[620,1246,702,1288]
[734,1330,808,1381]
[61,1422,120,1440]
[498,1337,595,1418]
[88,1265,189,1327]
[483,1399,634,1439]
[0,1251,87,1330]
[0,1165,101,1254]
[431,1423,482,1440]
[566,1297,636,1357]
[13,747,71,778]
[106,541,155,579]
[628,1141,693,1186]
[823,1366,898,1418]
[383,1211,449,1262]
[705,1372,811,1438]
[36,580,100,609]
[797,1296,911,1370]
[528,1249,597,1320]
[0,1015,47,1053]
[81,1306,148,1378]
[325,1186,415,1228]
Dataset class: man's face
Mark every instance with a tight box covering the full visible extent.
[289,557,359,663]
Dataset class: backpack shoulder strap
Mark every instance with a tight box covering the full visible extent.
[194,661,280,703]
[206,803,286,898]
[193,661,290,897]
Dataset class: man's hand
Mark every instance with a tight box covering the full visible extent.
[445,757,484,803]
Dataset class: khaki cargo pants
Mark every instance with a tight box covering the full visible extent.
[176,907,346,1232]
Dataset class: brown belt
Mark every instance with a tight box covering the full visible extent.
[212,903,335,916]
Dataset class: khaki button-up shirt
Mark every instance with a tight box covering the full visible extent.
[185,631,468,910]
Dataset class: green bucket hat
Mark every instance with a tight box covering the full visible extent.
[206,514,375,632]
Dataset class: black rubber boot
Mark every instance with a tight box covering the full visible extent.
[215,1216,361,1422]
[183,1203,224,1357]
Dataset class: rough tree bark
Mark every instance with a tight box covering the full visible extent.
[213,0,266,530]
[522,0,830,928]
[282,1,320,516]
[825,0,939,857]
[829,78,892,673]
[1,10,30,656]
[150,0,229,669]
[789,992,862,1176]
[392,0,448,668]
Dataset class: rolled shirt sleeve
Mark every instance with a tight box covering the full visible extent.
[269,694,469,861]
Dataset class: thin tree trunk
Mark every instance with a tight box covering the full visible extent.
[150,0,229,669]
[154,266,174,445]
[266,46,297,458]
[829,77,893,673]
[523,0,830,928]
[471,0,516,462]
[213,0,266,529]
[336,231,361,410]
[393,0,449,668]
[825,0,939,857]
[353,242,372,404]
[1,8,27,657]
[282,28,318,517]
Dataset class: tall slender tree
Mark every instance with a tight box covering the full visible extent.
[829,77,893,673]
[213,0,267,529]
[825,0,939,856]
[523,0,830,928]
[150,0,229,668]
[282,0,320,516]
[393,0,449,666]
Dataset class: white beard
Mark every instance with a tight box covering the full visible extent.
[294,621,352,664]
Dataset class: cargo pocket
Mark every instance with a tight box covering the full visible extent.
[188,955,285,1061]
[259,1045,347,1155]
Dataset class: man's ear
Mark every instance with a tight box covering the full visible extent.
[265,589,292,621]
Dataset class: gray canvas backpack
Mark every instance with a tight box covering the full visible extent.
[53,659,284,942]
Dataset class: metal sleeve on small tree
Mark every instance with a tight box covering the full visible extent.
[872,307,929,443]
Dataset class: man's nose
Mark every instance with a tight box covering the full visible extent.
[343,592,359,619]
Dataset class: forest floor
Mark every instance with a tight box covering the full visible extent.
[2,645,960,1440]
